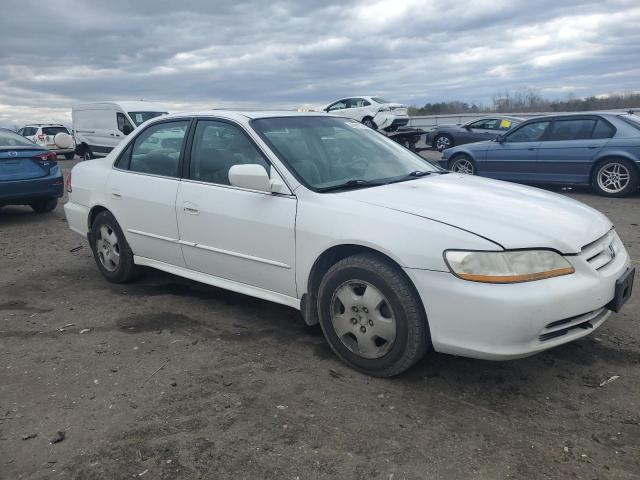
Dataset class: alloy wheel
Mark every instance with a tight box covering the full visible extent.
[435,136,451,151]
[330,280,397,359]
[597,162,631,194]
[451,158,475,174]
[96,224,121,272]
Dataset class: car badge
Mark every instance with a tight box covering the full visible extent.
[8,151,17,157]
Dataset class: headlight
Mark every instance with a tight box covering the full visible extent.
[444,250,575,283]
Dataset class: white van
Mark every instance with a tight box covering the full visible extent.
[72,101,168,159]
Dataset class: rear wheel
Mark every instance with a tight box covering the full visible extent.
[592,158,638,197]
[317,253,430,377]
[449,155,476,175]
[80,145,92,161]
[362,117,377,129]
[90,211,140,283]
[30,197,58,213]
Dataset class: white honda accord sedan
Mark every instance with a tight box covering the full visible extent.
[64,111,635,377]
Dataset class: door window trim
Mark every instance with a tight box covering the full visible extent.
[504,119,552,143]
[181,116,296,197]
[112,117,195,180]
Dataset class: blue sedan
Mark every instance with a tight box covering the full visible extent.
[0,128,64,212]
[439,112,640,197]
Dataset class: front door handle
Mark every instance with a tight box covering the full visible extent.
[183,203,199,215]
[111,190,122,199]
[587,145,599,149]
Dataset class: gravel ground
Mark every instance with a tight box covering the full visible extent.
[1,154,639,479]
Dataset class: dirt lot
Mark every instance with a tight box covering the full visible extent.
[1,155,639,480]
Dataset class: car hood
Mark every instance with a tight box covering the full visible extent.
[339,174,611,253]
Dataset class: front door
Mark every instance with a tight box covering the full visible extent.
[107,119,191,266]
[176,119,297,297]
[480,119,551,181]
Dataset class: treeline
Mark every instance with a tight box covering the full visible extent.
[408,91,640,115]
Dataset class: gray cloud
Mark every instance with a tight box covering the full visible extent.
[1,0,639,126]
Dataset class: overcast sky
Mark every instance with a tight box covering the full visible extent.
[1,0,639,126]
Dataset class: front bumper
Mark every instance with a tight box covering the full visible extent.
[404,237,631,360]
[0,166,64,204]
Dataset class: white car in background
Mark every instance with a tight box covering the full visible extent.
[18,124,76,159]
[64,111,634,377]
[323,96,409,131]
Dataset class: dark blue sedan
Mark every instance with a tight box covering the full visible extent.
[0,128,64,212]
[440,112,640,197]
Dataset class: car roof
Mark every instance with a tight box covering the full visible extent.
[159,110,336,121]
[23,123,65,127]
[72,101,168,111]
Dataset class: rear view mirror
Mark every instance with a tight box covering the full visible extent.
[228,164,272,192]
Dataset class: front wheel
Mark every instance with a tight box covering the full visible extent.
[449,155,476,175]
[30,197,58,213]
[317,253,430,377]
[90,211,140,283]
[592,159,638,197]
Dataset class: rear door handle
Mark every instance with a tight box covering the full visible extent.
[111,190,122,199]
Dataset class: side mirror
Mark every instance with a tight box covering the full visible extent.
[464,125,472,131]
[122,125,133,135]
[228,164,273,193]
[496,134,505,143]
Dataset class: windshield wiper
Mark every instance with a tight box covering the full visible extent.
[317,179,387,192]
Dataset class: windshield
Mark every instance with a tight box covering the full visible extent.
[252,116,439,191]
[128,111,168,126]
[371,97,391,104]
[0,129,37,147]
[42,126,69,135]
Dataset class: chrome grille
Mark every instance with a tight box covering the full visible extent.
[579,229,621,271]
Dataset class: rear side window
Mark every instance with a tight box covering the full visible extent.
[592,119,615,139]
[547,119,596,141]
[22,127,38,136]
[126,121,189,177]
[506,121,550,142]
[42,126,69,135]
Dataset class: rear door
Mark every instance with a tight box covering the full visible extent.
[107,119,191,266]
[536,116,613,184]
[480,119,551,181]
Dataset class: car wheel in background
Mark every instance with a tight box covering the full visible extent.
[29,197,58,213]
[449,155,476,175]
[64,152,75,160]
[317,252,430,377]
[592,158,639,197]
[79,145,93,161]
[434,134,453,152]
[362,117,377,129]
[90,211,140,283]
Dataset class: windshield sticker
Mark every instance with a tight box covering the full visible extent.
[500,119,512,129]
[135,113,144,124]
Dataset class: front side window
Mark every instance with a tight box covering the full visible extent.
[128,111,168,126]
[189,120,269,185]
[469,119,500,130]
[252,116,438,191]
[126,121,189,177]
[547,119,596,141]
[327,101,347,112]
[117,112,134,134]
[506,121,551,143]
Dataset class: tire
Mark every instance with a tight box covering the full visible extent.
[30,197,58,213]
[592,158,639,197]
[361,117,377,129]
[80,145,92,161]
[449,154,476,175]
[90,210,140,283]
[64,152,75,160]
[433,134,453,152]
[317,253,430,377]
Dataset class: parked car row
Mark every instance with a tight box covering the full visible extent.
[439,112,640,197]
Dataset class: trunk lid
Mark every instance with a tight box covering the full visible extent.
[0,148,52,181]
